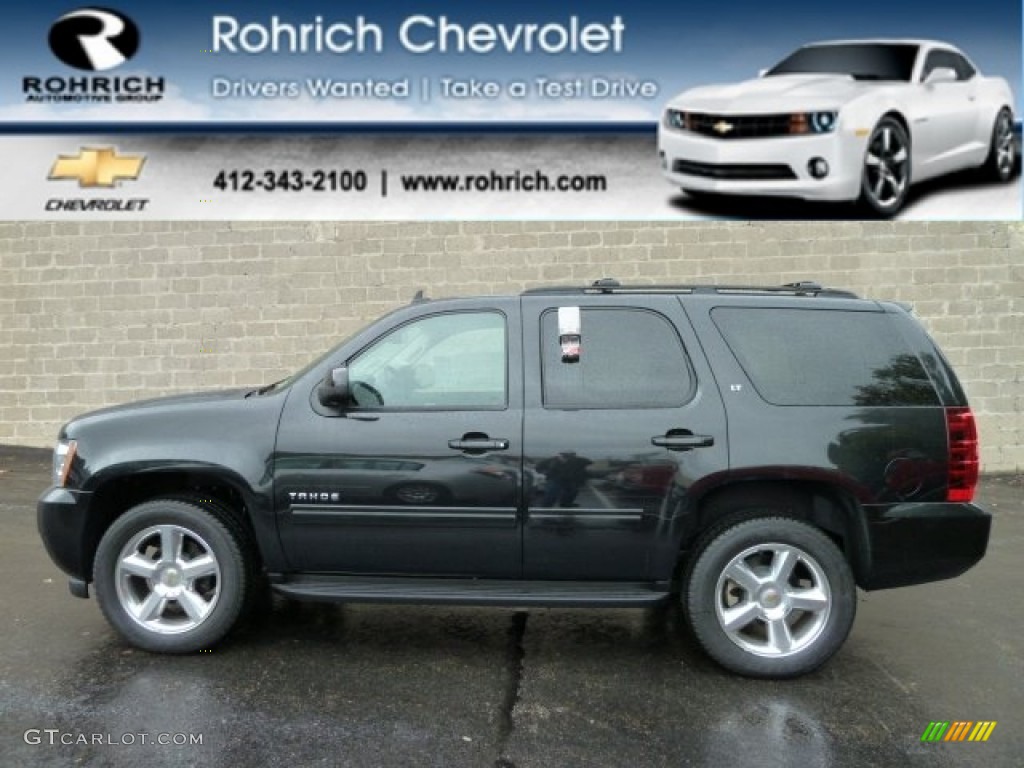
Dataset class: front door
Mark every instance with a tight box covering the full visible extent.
[521,294,728,581]
[274,303,524,577]
[913,49,982,177]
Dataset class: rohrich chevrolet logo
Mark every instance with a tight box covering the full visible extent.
[712,120,735,135]
[49,147,145,187]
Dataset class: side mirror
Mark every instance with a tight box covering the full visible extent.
[758,68,769,78]
[924,67,957,85]
[317,366,351,408]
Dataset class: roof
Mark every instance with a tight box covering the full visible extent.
[802,39,956,49]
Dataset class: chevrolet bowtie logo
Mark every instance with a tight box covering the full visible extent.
[712,120,735,135]
[49,147,145,187]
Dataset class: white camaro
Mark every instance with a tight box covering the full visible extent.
[659,40,1016,215]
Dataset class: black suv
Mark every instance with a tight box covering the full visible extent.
[38,280,989,678]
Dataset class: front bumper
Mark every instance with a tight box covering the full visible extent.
[38,486,94,585]
[658,125,865,202]
[858,501,991,590]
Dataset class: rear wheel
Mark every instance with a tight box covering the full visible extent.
[684,517,856,678]
[981,108,1015,182]
[859,117,911,217]
[94,499,249,653]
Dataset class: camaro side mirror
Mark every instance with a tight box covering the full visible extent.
[317,366,351,408]
[924,67,957,86]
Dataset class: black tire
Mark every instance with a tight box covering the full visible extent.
[981,108,1016,182]
[684,517,856,678]
[93,499,249,653]
[859,117,912,218]
[177,494,267,621]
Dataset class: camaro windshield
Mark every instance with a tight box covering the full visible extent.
[766,43,919,81]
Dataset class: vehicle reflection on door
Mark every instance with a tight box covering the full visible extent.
[536,451,593,508]
[525,438,691,580]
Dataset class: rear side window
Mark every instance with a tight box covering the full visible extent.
[711,308,939,406]
[541,308,693,408]
[922,49,976,81]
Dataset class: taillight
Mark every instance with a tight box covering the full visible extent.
[945,407,979,502]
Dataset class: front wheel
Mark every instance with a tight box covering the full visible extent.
[859,117,911,217]
[93,499,250,653]
[684,517,856,678]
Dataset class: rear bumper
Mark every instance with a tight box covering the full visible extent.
[858,501,991,590]
[37,486,93,584]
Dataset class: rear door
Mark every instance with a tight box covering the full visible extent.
[521,294,729,581]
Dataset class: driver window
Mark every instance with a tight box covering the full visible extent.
[348,312,507,409]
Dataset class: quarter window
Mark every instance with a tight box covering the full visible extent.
[541,308,693,408]
[712,308,939,406]
[922,50,975,81]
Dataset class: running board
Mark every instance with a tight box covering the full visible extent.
[271,575,671,608]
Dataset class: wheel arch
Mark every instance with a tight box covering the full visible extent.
[682,479,871,585]
[81,466,268,584]
[880,109,910,141]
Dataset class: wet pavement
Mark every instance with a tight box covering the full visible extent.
[2,445,1021,767]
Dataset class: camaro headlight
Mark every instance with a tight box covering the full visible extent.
[789,111,838,135]
[53,439,77,487]
[664,108,688,130]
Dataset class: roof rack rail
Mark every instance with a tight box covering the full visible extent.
[522,278,859,299]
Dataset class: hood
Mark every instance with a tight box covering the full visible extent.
[668,74,876,113]
[61,387,255,436]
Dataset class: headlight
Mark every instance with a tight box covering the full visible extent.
[53,439,77,487]
[664,109,688,130]
[789,111,838,135]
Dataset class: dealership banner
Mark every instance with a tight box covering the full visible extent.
[0,0,1020,219]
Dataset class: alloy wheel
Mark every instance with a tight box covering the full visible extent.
[994,112,1015,178]
[713,542,832,658]
[863,123,910,210]
[115,524,222,634]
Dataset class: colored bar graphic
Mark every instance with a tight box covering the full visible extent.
[968,722,998,742]
[945,722,972,741]
[921,721,997,742]
[921,722,950,742]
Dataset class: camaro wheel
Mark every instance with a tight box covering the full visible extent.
[860,117,911,217]
[982,108,1015,182]
[685,517,856,678]
[94,499,249,653]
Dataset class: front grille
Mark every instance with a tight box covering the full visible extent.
[672,160,796,181]
[682,112,793,140]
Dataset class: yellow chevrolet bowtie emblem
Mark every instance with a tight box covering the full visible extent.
[49,148,145,187]
[712,120,735,135]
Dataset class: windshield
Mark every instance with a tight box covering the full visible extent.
[258,328,361,394]
[766,43,920,81]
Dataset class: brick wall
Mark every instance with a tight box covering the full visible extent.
[1,221,1021,472]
